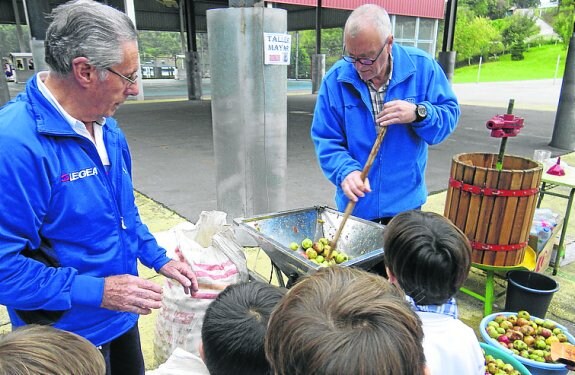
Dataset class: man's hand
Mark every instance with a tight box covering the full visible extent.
[341,170,371,202]
[375,100,417,127]
[159,259,199,296]
[101,274,163,315]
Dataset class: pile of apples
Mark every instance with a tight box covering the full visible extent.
[483,351,522,375]
[485,310,571,363]
[289,237,350,267]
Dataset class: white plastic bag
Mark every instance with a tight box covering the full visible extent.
[153,211,248,365]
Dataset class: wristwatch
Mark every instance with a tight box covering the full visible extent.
[414,104,427,123]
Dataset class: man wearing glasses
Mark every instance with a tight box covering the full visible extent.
[311,4,459,226]
[0,1,198,374]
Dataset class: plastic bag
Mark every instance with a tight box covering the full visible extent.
[153,211,248,365]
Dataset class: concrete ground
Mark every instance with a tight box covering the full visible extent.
[1,78,574,372]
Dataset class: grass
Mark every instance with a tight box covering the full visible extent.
[452,43,568,83]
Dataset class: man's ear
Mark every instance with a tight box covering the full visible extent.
[385,266,397,284]
[199,340,205,362]
[71,56,96,88]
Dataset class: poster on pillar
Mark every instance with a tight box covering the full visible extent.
[264,33,291,65]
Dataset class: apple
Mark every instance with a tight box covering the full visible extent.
[301,238,313,249]
[517,310,531,320]
[494,314,507,324]
[305,248,317,259]
[289,242,299,250]
[312,241,324,253]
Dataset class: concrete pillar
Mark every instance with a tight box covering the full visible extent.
[123,0,144,101]
[438,51,456,84]
[207,7,287,220]
[550,25,575,151]
[311,53,325,94]
[23,0,50,73]
[0,75,10,106]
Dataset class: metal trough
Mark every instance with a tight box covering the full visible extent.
[233,206,385,278]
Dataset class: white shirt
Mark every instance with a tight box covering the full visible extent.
[418,311,485,375]
[146,348,210,375]
[36,72,110,167]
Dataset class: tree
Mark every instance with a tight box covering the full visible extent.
[514,0,541,8]
[138,31,183,59]
[500,14,538,50]
[0,25,29,61]
[287,28,343,78]
[459,0,509,19]
[454,9,502,64]
[554,0,575,48]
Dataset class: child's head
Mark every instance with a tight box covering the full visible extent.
[383,210,471,305]
[201,281,286,375]
[265,267,427,375]
[0,325,105,375]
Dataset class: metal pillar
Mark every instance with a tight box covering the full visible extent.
[207,7,287,221]
[311,0,325,93]
[12,0,28,52]
[185,0,202,100]
[438,0,458,83]
[311,54,325,94]
[550,23,575,151]
[23,0,50,72]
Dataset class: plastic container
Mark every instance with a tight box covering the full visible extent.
[537,227,552,251]
[481,342,531,375]
[480,312,575,375]
[505,270,559,318]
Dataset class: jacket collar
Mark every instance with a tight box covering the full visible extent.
[23,73,118,136]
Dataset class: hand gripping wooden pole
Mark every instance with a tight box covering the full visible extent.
[327,127,388,259]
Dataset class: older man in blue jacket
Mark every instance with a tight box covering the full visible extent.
[311,4,460,225]
[0,1,198,374]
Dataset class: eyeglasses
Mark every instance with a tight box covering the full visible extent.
[342,44,386,66]
[106,67,138,86]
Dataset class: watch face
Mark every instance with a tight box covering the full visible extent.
[417,105,427,117]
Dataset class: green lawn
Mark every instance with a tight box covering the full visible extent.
[452,44,568,83]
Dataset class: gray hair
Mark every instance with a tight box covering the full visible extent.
[344,4,392,42]
[45,0,137,77]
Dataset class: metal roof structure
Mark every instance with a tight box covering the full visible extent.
[0,0,445,32]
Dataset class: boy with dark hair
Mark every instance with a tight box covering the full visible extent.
[383,210,484,375]
[265,267,430,375]
[151,281,285,375]
[201,281,286,375]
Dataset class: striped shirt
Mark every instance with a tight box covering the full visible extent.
[407,296,459,319]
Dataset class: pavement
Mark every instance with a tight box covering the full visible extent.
[2,77,575,372]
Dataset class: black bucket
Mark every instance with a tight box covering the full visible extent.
[505,270,559,318]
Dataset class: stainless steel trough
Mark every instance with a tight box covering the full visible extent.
[233,206,385,278]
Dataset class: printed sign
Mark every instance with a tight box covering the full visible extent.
[264,33,291,65]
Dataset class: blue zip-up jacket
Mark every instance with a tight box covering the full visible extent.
[0,75,172,346]
[311,44,460,220]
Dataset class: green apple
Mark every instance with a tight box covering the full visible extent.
[301,238,313,249]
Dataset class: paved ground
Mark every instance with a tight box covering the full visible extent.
[2,78,575,372]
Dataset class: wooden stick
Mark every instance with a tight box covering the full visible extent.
[327,127,388,259]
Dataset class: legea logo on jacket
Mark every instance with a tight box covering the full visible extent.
[61,167,98,182]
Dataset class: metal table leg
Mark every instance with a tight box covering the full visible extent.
[553,187,575,275]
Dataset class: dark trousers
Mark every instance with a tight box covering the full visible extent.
[99,324,145,375]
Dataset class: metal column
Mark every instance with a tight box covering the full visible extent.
[550,23,575,151]
[207,7,287,221]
